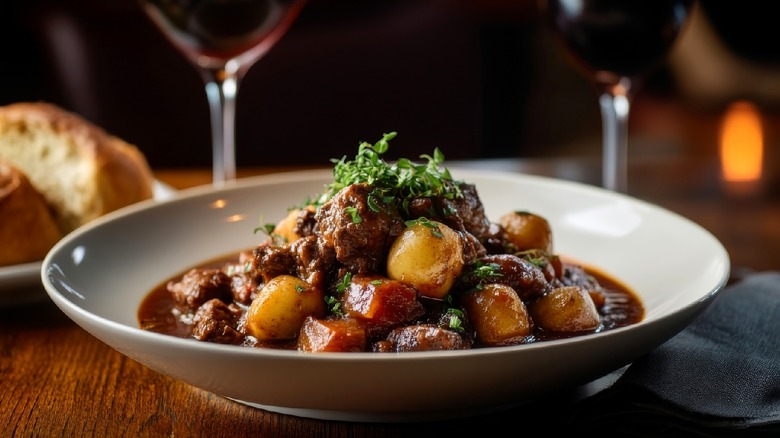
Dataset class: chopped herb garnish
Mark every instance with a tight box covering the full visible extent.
[446,308,465,333]
[443,296,465,333]
[336,272,352,293]
[470,261,502,282]
[405,217,443,238]
[253,222,277,236]
[324,296,343,316]
[313,132,462,213]
[344,206,362,224]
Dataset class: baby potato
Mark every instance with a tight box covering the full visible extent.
[528,285,601,333]
[459,283,532,346]
[245,275,325,341]
[498,210,553,253]
[386,219,464,299]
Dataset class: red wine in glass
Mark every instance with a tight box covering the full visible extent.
[542,0,693,192]
[140,0,306,186]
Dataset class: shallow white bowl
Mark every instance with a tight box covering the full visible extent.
[41,168,730,422]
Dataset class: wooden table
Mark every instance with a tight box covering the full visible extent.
[2,157,778,436]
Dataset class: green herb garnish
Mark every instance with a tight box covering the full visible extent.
[314,132,462,212]
[405,217,443,238]
[344,206,362,224]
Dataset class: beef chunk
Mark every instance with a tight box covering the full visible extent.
[294,206,318,238]
[253,240,297,283]
[191,299,244,345]
[384,324,471,352]
[290,235,336,289]
[168,268,232,311]
[460,254,550,301]
[315,183,404,274]
[448,183,492,240]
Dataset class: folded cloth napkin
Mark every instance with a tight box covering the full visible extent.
[566,271,780,437]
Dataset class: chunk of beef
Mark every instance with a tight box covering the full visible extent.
[406,182,492,245]
[315,183,404,274]
[557,263,606,309]
[253,240,297,283]
[290,235,336,289]
[224,251,259,305]
[459,230,487,265]
[459,254,550,301]
[384,324,471,352]
[191,299,244,345]
[445,183,492,240]
[167,268,232,311]
[294,206,318,238]
[482,222,511,255]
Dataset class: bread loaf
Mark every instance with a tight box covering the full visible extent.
[0,102,155,236]
[0,161,63,265]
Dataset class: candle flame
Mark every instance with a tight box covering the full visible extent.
[719,101,763,182]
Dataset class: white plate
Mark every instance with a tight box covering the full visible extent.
[0,180,176,306]
[41,168,730,422]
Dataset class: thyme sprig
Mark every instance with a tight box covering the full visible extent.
[314,132,462,212]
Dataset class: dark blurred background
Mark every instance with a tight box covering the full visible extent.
[3,0,780,169]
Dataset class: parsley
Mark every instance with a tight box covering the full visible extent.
[443,296,465,333]
[314,132,462,212]
[457,260,502,293]
[253,222,276,236]
[325,296,343,316]
[344,206,362,224]
[325,272,353,316]
[446,308,465,333]
[405,217,443,238]
[471,262,502,281]
[253,218,286,245]
[336,272,352,293]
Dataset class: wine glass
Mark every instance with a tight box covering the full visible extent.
[139,0,306,186]
[541,0,694,192]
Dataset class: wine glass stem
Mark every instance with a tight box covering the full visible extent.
[204,68,240,187]
[599,86,631,193]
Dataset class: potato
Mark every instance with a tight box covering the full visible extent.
[296,316,366,352]
[528,286,601,333]
[459,283,531,346]
[245,275,325,341]
[386,219,464,299]
[498,211,553,253]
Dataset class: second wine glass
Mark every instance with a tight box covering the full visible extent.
[542,0,693,192]
[140,0,306,186]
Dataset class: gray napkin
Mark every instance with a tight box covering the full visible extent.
[567,271,780,436]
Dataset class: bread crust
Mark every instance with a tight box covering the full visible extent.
[0,102,155,234]
[0,161,63,266]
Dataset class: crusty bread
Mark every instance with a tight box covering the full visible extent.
[0,161,63,266]
[0,102,155,235]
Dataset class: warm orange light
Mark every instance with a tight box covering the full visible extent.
[719,100,763,183]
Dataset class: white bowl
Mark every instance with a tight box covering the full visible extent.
[41,168,730,422]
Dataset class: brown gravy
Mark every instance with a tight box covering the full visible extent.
[138,252,644,348]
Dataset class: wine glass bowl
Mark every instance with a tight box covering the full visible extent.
[139,0,306,186]
[541,0,694,192]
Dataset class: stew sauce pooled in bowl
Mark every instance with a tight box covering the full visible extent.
[139,133,643,352]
